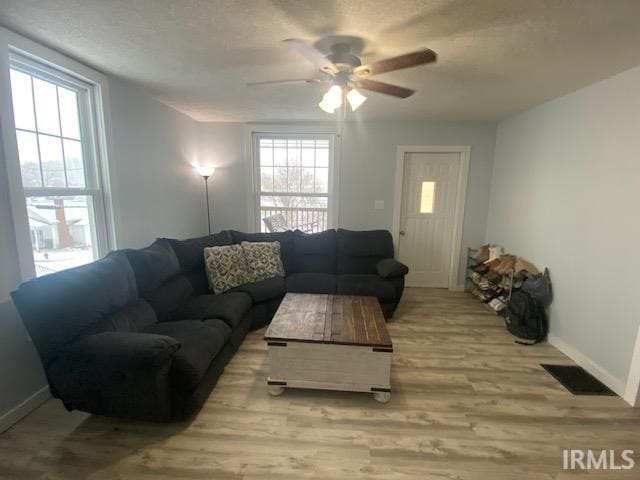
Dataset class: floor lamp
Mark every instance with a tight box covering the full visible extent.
[195,165,216,234]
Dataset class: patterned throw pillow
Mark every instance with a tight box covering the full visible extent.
[241,241,285,282]
[204,245,251,294]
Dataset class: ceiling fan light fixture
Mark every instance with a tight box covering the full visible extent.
[347,88,367,111]
[323,84,343,110]
[318,99,336,114]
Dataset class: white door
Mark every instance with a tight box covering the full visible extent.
[398,152,461,287]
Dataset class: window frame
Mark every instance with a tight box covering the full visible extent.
[0,29,115,282]
[250,129,339,233]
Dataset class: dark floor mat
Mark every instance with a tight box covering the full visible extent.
[541,364,615,396]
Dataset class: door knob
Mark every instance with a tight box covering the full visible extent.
[399,230,406,236]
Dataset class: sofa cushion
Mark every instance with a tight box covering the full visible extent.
[231,276,285,303]
[144,274,195,322]
[241,241,285,282]
[204,244,251,294]
[143,320,230,393]
[172,292,252,329]
[123,240,181,296]
[336,229,394,274]
[285,273,336,294]
[336,274,397,303]
[11,252,138,367]
[290,229,337,274]
[164,231,233,273]
[230,230,295,274]
[96,299,157,333]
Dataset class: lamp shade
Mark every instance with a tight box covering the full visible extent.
[195,164,216,177]
[347,88,367,111]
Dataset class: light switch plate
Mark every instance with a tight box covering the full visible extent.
[374,200,384,210]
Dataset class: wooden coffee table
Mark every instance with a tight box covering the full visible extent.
[264,293,393,403]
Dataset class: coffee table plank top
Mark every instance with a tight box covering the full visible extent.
[265,293,392,349]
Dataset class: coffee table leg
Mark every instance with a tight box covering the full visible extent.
[373,391,391,403]
[268,386,284,396]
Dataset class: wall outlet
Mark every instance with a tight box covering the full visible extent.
[374,200,384,210]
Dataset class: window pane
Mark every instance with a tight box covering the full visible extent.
[420,181,436,213]
[260,195,328,208]
[314,167,328,193]
[301,168,314,193]
[259,146,273,166]
[26,195,98,277]
[38,134,65,187]
[16,131,42,188]
[58,87,81,140]
[260,166,273,192]
[273,166,287,191]
[63,139,85,188]
[9,69,36,131]
[316,148,329,167]
[33,78,61,135]
[287,167,301,192]
[273,145,286,166]
[287,145,301,167]
[301,147,314,167]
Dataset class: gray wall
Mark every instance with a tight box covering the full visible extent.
[198,120,498,286]
[486,65,640,391]
[0,78,207,427]
[107,78,207,248]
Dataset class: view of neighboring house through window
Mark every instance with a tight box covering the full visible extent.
[256,135,334,233]
[9,56,108,277]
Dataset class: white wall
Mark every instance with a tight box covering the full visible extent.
[199,120,497,285]
[486,65,640,397]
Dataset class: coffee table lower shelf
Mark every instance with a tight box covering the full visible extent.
[266,341,392,403]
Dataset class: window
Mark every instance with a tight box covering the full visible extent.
[420,181,436,213]
[254,134,335,233]
[9,55,109,277]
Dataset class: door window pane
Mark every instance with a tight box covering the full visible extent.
[16,130,42,188]
[420,181,436,213]
[33,78,61,135]
[26,196,98,277]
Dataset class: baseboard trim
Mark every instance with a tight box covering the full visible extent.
[547,333,628,402]
[0,386,50,433]
[452,284,466,292]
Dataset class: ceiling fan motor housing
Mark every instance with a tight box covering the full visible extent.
[327,43,362,70]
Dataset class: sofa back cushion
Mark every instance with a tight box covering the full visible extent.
[164,231,233,273]
[336,229,394,274]
[11,252,138,367]
[230,230,295,274]
[290,229,337,274]
[123,239,181,296]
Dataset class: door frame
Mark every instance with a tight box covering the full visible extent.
[392,145,471,291]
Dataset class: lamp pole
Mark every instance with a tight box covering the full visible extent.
[203,175,212,234]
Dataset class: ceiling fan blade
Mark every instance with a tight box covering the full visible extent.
[354,49,437,77]
[282,38,339,74]
[246,78,324,87]
[356,79,415,98]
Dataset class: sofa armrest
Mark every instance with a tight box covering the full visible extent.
[376,258,409,279]
[47,332,181,420]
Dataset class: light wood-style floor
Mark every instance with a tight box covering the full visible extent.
[1,288,639,479]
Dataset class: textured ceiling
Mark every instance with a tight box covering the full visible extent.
[1,0,640,122]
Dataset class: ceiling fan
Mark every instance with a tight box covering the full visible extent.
[247,38,437,113]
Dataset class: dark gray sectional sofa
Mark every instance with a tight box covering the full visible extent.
[11,228,408,421]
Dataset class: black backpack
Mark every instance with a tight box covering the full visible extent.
[505,290,547,345]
